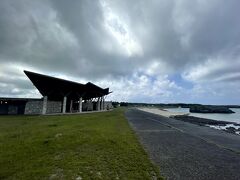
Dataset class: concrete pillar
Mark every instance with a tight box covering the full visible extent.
[42,96,48,114]
[103,96,105,110]
[100,97,103,110]
[62,96,67,113]
[97,97,100,111]
[70,100,73,113]
[79,97,82,112]
[99,97,101,110]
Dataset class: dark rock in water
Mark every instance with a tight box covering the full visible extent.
[225,127,236,134]
[226,127,236,134]
[173,115,240,135]
[189,105,235,114]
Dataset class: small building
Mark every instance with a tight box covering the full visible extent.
[0,70,113,115]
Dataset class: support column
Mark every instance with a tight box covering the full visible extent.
[97,97,100,111]
[62,96,67,113]
[103,96,105,110]
[100,96,103,110]
[70,100,73,113]
[79,97,82,113]
[42,96,48,114]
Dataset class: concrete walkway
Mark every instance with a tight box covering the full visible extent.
[125,108,240,180]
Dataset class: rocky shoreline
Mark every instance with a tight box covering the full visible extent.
[173,115,240,135]
[189,105,235,114]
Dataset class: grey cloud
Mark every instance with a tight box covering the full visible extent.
[1,0,239,79]
[0,0,240,103]
[106,0,240,74]
[189,1,240,56]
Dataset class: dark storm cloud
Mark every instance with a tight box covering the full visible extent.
[0,0,240,103]
[49,0,142,79]
[106,0,240,72]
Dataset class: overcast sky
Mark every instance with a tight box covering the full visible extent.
[0,0,240,104]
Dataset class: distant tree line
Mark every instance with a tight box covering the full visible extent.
[111,102,240,108]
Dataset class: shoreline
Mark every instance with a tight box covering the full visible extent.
[138,107,240,135]
[173,115,240,135]
[137,107,189,117]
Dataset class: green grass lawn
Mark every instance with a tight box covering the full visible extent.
[0,108,163,180]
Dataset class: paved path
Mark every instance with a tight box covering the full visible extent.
[125,108,240,180]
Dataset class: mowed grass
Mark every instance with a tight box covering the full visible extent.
[0,108,162,180]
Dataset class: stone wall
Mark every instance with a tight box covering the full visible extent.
[46,101,62,114]
[25,100,62,114]
[81,101,113,111]
[82,101,93,111]
[24,99,111,114]
[104,101,113,110]
[24,101,42,114]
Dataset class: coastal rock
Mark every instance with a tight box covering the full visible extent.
[189,105,235,114]
[225,127,236,134]
[173,115,229,126]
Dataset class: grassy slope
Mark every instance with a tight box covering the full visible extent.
[0,108,163,180]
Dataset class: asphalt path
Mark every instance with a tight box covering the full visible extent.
[125,108,240,180]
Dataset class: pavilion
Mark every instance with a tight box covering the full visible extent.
[0,71,112,115]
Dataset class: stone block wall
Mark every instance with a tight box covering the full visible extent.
[82,102,93,111]
[104,101,113,110]
[25,100,62,114]
[24,101,43,114]
[24,99,110,114]
[46,101,62,114]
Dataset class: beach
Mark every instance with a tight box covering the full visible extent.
[137,107,189,117]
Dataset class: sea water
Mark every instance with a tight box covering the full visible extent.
[165,108,240,124]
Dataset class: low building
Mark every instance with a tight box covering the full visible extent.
[0,70,113,115]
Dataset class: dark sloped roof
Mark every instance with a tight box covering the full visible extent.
[24,70,109,100]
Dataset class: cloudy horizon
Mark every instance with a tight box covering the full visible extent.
[0,0,240,105]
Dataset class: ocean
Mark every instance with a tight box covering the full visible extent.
[165,108,240,124]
